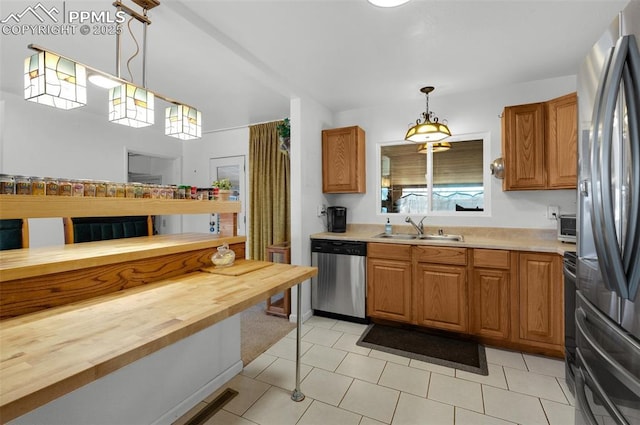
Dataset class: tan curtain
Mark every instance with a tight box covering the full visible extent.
[249,121,290,260]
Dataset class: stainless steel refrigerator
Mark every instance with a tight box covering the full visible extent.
[575,1,640,424]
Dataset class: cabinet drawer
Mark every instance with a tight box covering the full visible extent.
[368,243,412,260]
[413,246,467,265]
[473,249,510,269]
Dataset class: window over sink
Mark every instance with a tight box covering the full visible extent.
[378,133,490,216]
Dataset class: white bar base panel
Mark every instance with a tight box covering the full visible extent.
[9,316,241,425]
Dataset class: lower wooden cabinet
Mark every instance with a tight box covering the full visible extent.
[415,262,468,333]
[365,243,564,356]
[413,245,468,333]
[470,249,512,340]
[367,243,412,323]
[514,252,563,348]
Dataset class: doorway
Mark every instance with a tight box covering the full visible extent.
[127,151,181,234]
[210,155,247,236]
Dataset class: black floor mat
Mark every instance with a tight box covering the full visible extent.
[357,324,488,375]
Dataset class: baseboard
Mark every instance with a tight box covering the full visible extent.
[289,308,314,324]
[153,359,244,425]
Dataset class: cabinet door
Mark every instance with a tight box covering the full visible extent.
[367,257,412,323]
[322,126,366,193]
[471,268,510,340]
[516,253,563,347]
[546,93,577,189]
[415,263,468,333]
[502,103,546,190]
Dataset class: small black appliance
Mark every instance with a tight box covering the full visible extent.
[327,206,347,233]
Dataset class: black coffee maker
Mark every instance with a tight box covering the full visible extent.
[327,206,347,233]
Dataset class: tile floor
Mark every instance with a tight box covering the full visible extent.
[175,316,575,425]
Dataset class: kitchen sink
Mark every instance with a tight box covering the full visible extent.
[373,233,464,242]
[418,234,464,242]
[373,233,419,240]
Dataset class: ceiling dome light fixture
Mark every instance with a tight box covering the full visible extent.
[405,86,452,143]
[367,0,411,7]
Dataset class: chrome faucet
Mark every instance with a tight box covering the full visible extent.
[405,216,427,235]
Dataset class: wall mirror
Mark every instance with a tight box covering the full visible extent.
[379,133,489,215]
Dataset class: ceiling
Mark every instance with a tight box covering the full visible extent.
[0,0,630,133]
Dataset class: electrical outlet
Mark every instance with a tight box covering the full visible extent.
[317,204,327,217]
[547,205,559,220]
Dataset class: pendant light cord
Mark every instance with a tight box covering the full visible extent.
[125,16,140,83]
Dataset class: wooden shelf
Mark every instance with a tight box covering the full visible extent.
[0,195,241,219]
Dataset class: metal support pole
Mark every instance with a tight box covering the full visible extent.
[291,282,305,402]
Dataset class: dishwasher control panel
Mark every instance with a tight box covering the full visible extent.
[310,239,367,256]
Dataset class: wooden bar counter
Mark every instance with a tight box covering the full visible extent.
[0,258,317,421]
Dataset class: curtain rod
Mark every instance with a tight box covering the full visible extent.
[203,119,284,135]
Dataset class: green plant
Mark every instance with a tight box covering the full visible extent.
[277,118,290,139]
[212,178,232,190]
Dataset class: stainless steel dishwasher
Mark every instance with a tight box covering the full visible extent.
[311,239,367,323]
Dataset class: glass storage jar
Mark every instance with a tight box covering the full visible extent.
[71,180,84,197]
[58,179,73,196]
[0,174,16,195]
[95,181,107,197]
[106,181,117,197]
[31,177,46,196]
[45,177,59,195]
[83,180,97,197]
[133,183,143,198]
[16,176,32,195]
[115,183,126,198]
[211,243,236,268]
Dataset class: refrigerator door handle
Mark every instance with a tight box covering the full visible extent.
[622,35,640,300]
[589,45,620,295]
[574,368,600,425]
[575,304,640,397]
[591,35,640,300]
[575,348,631,425]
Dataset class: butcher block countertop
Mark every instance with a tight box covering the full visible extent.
[0,232,246,282]
[0,260,317,422]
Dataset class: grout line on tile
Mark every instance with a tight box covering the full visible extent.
[293,396,315,425]
[479,383,486,415]
[538,397,552,425]
[555,377,571,405]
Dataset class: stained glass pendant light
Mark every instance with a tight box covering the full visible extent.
[24,51,87,110]
[23,0,202,139]
[109,83,155,127]
[165,105,201,140]
[405,86,451,143]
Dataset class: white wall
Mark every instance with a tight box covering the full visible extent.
[290,96,333,322]
[331,76,579,230]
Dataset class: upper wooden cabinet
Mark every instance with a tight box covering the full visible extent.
[322,126,366,193]
[546,93,578,188]
[501,92,577,191]
[502,102,546,190]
